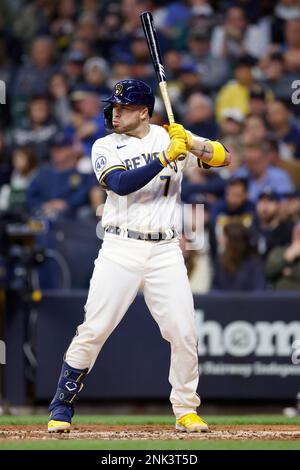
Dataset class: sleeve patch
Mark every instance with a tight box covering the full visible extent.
[94,155,107,173]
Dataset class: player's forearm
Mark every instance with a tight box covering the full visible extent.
[189,136,231,166]
[104,158,164,196]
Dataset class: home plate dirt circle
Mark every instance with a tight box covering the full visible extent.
[1,425,300,441]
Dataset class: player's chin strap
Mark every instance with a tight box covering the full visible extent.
[48,361,88,412]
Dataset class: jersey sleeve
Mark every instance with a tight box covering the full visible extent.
[91,138,127,188]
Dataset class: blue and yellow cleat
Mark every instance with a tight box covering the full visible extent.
[175,413,209,433]
[48,419,71,433]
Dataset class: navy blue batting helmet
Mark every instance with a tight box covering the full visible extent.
[103,79,155,129]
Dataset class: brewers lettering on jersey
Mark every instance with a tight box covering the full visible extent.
[48,79,231,434]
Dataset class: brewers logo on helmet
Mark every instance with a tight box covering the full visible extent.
[102,79,155,129]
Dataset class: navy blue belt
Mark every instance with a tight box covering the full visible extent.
[105,225,178,242]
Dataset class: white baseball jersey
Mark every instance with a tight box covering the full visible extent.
[66,124,205,420]
[91,124,204,232]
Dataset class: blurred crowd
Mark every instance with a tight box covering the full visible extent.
[1,0,300,292]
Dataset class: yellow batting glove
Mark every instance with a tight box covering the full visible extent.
[164,123,193,150]
[158,138,187,167]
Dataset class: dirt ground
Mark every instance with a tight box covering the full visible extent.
[0,424,300,441]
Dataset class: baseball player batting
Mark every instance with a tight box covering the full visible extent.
[48,79,230,433]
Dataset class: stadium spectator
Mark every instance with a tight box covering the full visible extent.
[82,57,110,98]
[49,0,77,54]
[48,72,71,128]
[176,63,203,102]
[255,189,293,257]
[267,100,300,160]
[283,18,300,74]
[181,166,225,204]
[65,86,105,157]
[242,114,269,144]
[265,138,300,188]
[0,146,38,214]
[234,142,293,202]
[211,222,265,291]
[13,0,54,46]
[27,134,91,219]
[179,233,212,294]
[258,51,293,102]
[107,53,134,89]
[209,177,255,257]
[12,94,59,163]
[182,92,219,140]
[210,6,269,59]
[215,56,255,122]
[248,85,271,117]
[185,28,230,92]
[219,108,245,139]
[282,190,300,225]
[62,49,85,89]
[265,222,300,290]
[12,36,58,121]
[217,136,244,178]
[150,97,166,126]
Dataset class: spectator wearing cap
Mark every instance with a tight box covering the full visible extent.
[211,6,270,60]
[182,92,219,141]
[255,189,293,258]
[83,57,110,97]
[65,85,105,157]
[12,94,59,163]
[188,3,214,32]
[184,28,230,92]
[211,222,265,291]
[265,222,300,291]
[249,84,272,116]
[234,141,293,202]
[62,49,85,88]
[220,108,245,139]
[215,57,255,122]
[177,63,202,103]
[27,134,91,218]
[210,178,256,254]
[267,100,300,160]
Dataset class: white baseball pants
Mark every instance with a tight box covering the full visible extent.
[66,233,201,418]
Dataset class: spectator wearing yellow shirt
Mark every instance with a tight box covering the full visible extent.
[215,56,255,123]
